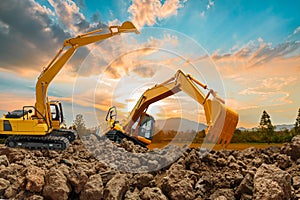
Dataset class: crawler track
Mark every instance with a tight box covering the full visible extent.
[105,130,147,148]
[5,135,69,150]
[5,129,77,150]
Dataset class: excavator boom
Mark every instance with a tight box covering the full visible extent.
[36,21,139,124]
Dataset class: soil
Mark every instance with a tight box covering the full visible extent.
[0,135,299,200]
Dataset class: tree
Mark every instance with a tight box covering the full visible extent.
[259,110,274,143]
[295,108,300,135]
[73,114,87,135]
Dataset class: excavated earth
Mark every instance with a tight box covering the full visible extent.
[0,135,300,200]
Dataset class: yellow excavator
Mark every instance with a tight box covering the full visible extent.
[0,21,139,150]
[105,70,239,148]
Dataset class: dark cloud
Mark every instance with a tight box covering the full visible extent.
[92,11,101,23]
[212,40,300,66]
[251,41,300,66]
[0,0,108,75]
[0,0,69,71]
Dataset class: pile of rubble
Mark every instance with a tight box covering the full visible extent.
[0,135,299,200]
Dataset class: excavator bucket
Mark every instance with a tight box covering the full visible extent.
[119,21,140,34]
[205,100,239,147]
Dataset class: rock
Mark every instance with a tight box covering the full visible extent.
[131,157,140,166]
[124,188,141,200]
[216,158,227,167]
[254,164,291,200]
[210,189,235,200]
[134,173,154,190]
[42,168,70,200]
[277,154,292,169]
[103,174,129,200]
[237,160,246,169]
[241,147,257,159]
[8,150,25,163]
[228,162,241,170]
[0,155,9,167]
[148,160,159,170]
[263,146,281,156]
[166,179,195,200]
[0,145,11,156]
[4,185,18,198]
[251,157,262,168]
[241,193,252,200]
[25,166,45,193]
[99,170,118,185]
[290,135,300,161]
[224,172,243,188]
[67,169,88,194]
[292,176,300,190]
[0,167,10,179]
[25,194,44,200]
[160,163,197,200]
[139,187,168,200]
[0,178,10,195]
[80,174,103,200]
[227,155,236,163]
[235,174,253,198]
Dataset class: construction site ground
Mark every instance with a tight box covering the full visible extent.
[0,135,299,199]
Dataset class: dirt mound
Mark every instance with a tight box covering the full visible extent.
[0,135,299,199]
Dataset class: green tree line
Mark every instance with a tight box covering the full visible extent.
[231,108,300,143]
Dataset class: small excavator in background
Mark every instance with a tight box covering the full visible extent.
[105,70,239,148]
[0,21,139,150]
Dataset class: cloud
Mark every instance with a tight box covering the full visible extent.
[75,32,179,78]
[200,11,205,18]
[293,26,300,35]
[48,0,89,34]
[0,20,9,34]
[211,35,300,127]
[212,38,300,72]
[206,0,215,10]
[128,0,186,29]
[200,0,215,17]
[0,0,108,76]
[0,93,34,112]
[0,0,69,72]
[238,76,297,106]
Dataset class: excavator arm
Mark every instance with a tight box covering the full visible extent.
[35,21,139,125]
[121,70,238,147]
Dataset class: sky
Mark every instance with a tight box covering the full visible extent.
[0,0,299,129]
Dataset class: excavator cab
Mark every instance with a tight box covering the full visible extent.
[104,107,155,146]
[131,114,155,144]
[49,100,64,129]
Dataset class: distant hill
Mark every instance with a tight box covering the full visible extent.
[155,118,295,133]
[274,124,294,131]
[237,124,294,131]
[155,118,206,132]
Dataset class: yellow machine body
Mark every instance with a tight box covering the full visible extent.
[0,21,139,150]
[106,70,239,148]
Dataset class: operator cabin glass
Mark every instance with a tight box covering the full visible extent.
[140,119,152,139]
[50,104,59,120]
[131,115,154,139]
